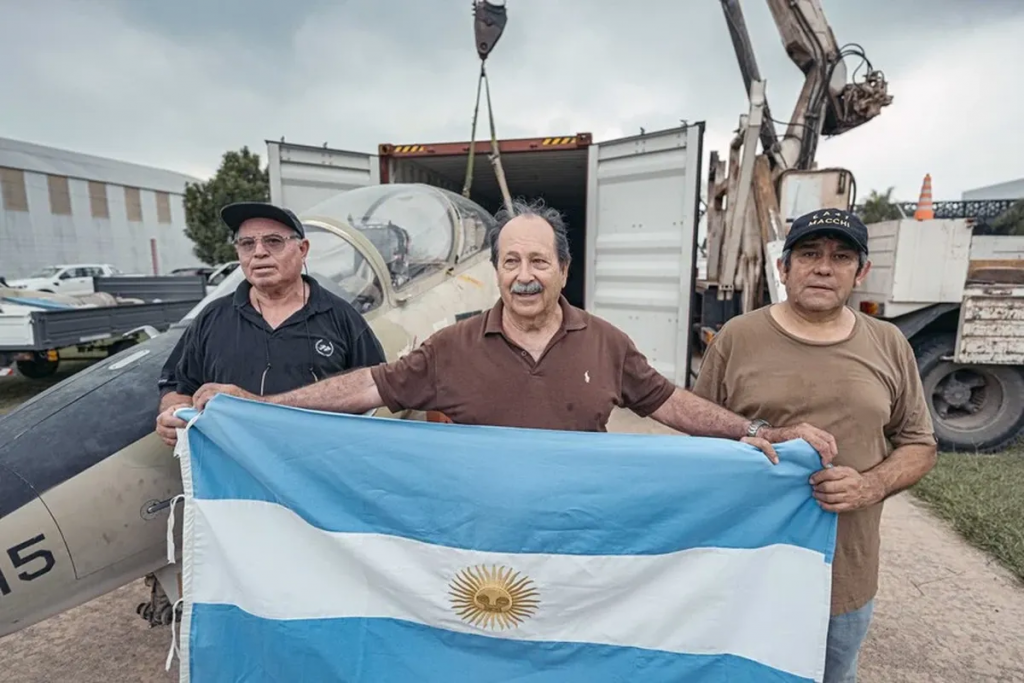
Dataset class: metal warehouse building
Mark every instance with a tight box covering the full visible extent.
[961,177,1024,201]
[0,136,205,279]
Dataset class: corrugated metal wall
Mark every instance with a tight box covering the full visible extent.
[0,147,203,279]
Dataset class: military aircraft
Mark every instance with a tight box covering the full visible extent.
[0,183,503,638]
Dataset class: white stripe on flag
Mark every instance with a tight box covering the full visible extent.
[191,498,831,681]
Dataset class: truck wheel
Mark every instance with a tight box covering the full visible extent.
[914,332,1024,453]
[15,357,60,379]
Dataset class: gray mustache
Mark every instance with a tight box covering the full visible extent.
[511,281,543,295]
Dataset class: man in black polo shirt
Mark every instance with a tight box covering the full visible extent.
[155,201,387,447]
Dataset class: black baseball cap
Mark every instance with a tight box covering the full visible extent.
[220,202,305,239]
[783,208,869,255]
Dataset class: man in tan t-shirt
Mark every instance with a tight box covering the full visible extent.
[692,207,937,683]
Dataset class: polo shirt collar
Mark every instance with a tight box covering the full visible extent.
[483,294,586,336]
[233,273,330,315]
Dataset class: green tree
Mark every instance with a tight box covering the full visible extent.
[990,199,1024,236]
[184,147,270,265]
[855,187,904,224]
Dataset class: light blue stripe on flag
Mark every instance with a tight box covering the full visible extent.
[173,394,837,683]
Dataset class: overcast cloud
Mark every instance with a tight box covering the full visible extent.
[1,0,1021,204]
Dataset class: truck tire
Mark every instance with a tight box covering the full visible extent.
[914,332,1024,453]
[15,357,60,379]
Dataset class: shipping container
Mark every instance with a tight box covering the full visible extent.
[265,124,705,385]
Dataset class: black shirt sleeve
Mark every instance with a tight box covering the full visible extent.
[174,318,207,397]
[346,323,388,369]
[157,329,189,397]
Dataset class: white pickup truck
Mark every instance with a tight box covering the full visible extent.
[3,264,125,296]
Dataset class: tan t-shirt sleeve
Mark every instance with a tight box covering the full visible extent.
[690,341,727,405]
[369,340,438,413]
[884,335,937,448]
[620,338,677,417]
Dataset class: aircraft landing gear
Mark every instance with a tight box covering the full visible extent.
[136,572,182,627]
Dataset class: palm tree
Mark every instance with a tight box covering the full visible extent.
[990,199,1024,236]
[856,187,904,224]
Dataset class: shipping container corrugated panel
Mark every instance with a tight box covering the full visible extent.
[584,125,704,386]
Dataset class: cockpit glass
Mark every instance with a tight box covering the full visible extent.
[303,184,477,289]
[444,191,494,259]
[304,224,383,314]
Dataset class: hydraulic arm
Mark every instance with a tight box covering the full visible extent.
[720,0,892,172]
[706,0,893,318]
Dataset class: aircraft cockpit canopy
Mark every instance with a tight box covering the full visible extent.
[178,184,497,323]
[302,183,496,291]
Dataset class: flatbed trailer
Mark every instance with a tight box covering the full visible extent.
[0,276,206,379]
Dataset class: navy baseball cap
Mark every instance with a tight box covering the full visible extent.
[783,208,869,255]
[220,202,305,239]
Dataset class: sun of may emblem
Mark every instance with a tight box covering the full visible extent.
[448,564,540,631]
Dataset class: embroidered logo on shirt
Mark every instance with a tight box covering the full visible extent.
[584,371,590,384]
[314,339,335,357]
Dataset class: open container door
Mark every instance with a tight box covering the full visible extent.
[584,123,704,387]
[266,140,380,214]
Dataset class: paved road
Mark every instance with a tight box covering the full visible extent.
[1,409,1022,681]
[860,494,1024,683]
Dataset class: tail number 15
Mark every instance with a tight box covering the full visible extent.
[0,534,56,596]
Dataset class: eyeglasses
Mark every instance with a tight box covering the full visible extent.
[233,234,301,254]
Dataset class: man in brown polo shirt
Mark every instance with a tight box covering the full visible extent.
[691,208,937,683]
[194,198,838,463]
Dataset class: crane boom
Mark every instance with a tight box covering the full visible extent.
[704,0,893,322]
[720,0,892,171]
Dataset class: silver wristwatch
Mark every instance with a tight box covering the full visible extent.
[746,418,771,438]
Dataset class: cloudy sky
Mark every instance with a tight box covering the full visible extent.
[2,0,1022,204]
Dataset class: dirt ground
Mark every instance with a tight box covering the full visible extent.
[0,410,1021,682]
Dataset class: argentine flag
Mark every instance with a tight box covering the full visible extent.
[172,394,836,682]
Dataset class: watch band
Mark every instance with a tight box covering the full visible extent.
[746,418,771,438]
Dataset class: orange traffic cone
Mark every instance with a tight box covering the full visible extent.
[914,174,934,220]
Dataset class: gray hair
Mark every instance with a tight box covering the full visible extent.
[488,197,571,269]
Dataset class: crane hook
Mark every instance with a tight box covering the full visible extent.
[473,0,508,61]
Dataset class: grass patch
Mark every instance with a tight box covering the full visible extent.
[912,449,1024,582]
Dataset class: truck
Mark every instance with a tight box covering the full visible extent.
[0,275,207,379]
[262,0,1024,453]
[844,223,1024,451]
[692,0,1024,453]
[2,263,129,296]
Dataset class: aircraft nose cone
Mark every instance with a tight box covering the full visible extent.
[0,327,186,638]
